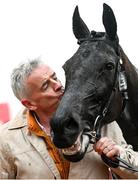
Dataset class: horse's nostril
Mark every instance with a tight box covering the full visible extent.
[50,115,81,148]
[65,117,79,132]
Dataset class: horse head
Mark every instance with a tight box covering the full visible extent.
[50,4,126,162]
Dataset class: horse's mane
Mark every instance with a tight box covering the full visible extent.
[119,46,138,71]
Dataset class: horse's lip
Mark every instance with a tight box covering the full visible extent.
[61,132,82,155]
[61,132,90,156]
[57,92,64,99]
[62,141,81,155]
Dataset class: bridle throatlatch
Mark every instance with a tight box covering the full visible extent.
[87,58,138,172]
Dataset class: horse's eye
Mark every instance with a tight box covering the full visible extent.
[105,62,114,70]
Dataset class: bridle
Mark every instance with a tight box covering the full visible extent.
[89,53,128,144]
[82,41,138,172]
[87,68,138,172]
[77,34,138,172]
[78,33,128,142]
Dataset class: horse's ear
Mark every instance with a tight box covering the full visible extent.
[102,3,117,40]
[73,6,90,40]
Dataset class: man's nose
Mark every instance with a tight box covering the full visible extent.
[50,79,63,91]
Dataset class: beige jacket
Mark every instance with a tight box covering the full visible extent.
[0,108,138,179]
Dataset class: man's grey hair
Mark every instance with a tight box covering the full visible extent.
[11,58,44,100]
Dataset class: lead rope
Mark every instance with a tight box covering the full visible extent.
[89,115,138,173]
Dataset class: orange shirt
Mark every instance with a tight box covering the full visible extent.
[27,111,70,179]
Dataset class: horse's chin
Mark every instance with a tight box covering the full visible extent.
[61,133,90,162]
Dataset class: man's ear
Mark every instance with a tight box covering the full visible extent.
[21,99,37,110]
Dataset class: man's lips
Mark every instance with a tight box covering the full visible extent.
[58,89,64,98]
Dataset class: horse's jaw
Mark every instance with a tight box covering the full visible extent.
[61,133,90,162]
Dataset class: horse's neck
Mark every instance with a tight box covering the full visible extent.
[120,47,138,118]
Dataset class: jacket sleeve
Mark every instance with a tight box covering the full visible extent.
[0,138,16,179]
[110,142,138,178]
[109,123,138,179]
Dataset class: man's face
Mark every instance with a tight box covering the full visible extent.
[25,65,64,114]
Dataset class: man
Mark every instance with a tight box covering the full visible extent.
[0,59,138,179]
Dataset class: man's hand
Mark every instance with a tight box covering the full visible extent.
[94,137,124,160]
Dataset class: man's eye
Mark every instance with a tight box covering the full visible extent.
[43,85,48,90]
[42,83,48,91]
[53,76,58,81]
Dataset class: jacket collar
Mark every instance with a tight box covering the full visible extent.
[7,107,61,178]
[8,107,28,130]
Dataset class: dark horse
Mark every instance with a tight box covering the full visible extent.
[51,4,138,162]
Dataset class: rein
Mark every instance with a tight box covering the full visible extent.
[89,113,138,172]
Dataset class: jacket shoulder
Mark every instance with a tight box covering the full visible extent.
[0,108,28,143]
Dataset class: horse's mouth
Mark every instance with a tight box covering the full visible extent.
[62,132,82,155]
[61,132,90,162]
